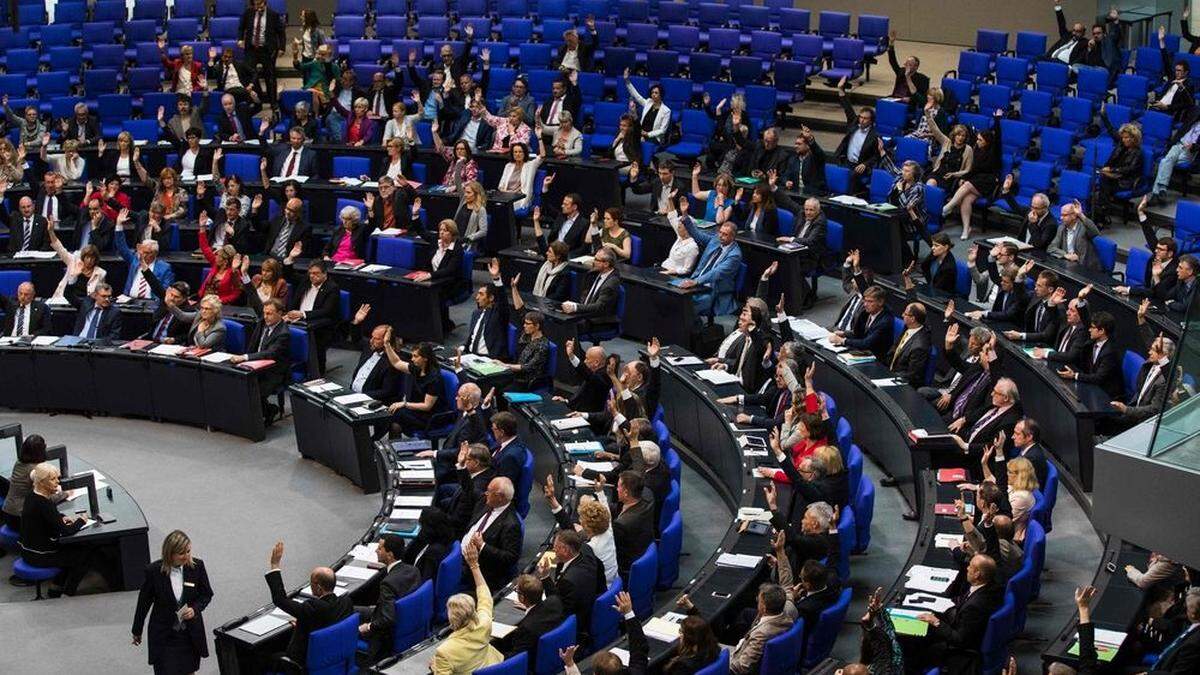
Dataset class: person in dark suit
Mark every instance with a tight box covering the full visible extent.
[791,559,842,630]
[710,304,771,394]
[131,530,214,675]
[1047,586,1099,675]
[462,272,510,358]
[1,281,51,337]
[461,476,524,590]
[213,93,262,143]
[1116,237,1180,303]
[1166,254,1198,313]
[919,233,958,295]
[833,79,882,179]
[604,470,656,575]
[629,159,688,215]
[493,574,567,668]
[257,196,312,259]
[61,101,100,144]
[202,200,257,252]
[886,301,933,386]
[1110,315,1175,429]
[771,189,826,308]
[142,275,194,343]
[1036,297,1091,367]
[562,339,613,413]
[232,291,291,424]
[938,324,999,426]
[1043,6,1088,65]
[285,260,340,376]
[66,282,122,342]
[562,247,621,333]
[264,541,354,669]
[886,31,931,107]
[998,179,1057,251]
[829,252,873,333]
[425,383,491,484]
[1009,418,1050,489]
[5,196,50,254]
[207,47,260,110]
[950,377,1023,463]
[487,411,527,486]
[914,554,1006,673]
[569,592,649,675]
[537,75,583,140]
[1145,589,1200,673]
[269,128,320,180]
[365,177,418,234]
[446,98,497,152]
[737,128,790,179]
[782,128,827,194]
[555,20,598,72]
[967,266,1028,326]
[403,508,455,582]
[1058,310,1123,399]
[356,534,421,664]
[445,444,496,534]
[238,0,285,101]
[533,188,589,257]
[1002,270,1063,346]
[1047,203,1102,272]
[347,309,400,402]
[538,529,605,648]
[829,286,894,361]
[34,174,80,233]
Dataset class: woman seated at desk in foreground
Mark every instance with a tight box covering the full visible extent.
[382,336,447,438]
[586,206,632,262]
[165,294,227,350]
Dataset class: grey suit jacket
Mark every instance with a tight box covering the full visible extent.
[1047,216,1102,272]
[729,612,793,675]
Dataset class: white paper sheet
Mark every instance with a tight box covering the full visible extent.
[333,393,373,405]
[695,369,741,386]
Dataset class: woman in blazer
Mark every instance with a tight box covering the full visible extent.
[528,239,572,302]
[412,219,465,332]
[197,227,244,305]
[324,205,374,262]
[624,70,671,145]
[168,294,227,349]
[453,180,489,251]
[734,184,779,237]
[250,257,290,306]
[174,127,214,181]
[19,462,93,596]
[496,143,541,212]
[431,541,503,675]
[99,131,139,180]
[132,530,215,675]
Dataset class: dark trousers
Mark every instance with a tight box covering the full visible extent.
[246,47,278,103]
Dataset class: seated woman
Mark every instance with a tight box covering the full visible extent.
[762,441,850,507]
[453,180,489,251]
[98,131,138,180]
[343,97,378,146]
[20,462,99,596]
[324,205,373,263]
[525,238,572,301]
[664,615,721,675]
[690,165,737,224]
[661,195,700,275]
[174,127,214,181]
[705,93,755,175]
[602,113,643,177]
[136,165,189,223]
[81,175,133,223]
[48,224,106,301]
[431,541,502,674]
[497,142,541,213]
[760,412,830,484]
[383,337,446,437]
[202,160,252,217]
[197,227,244,305]
[482,103,533,154]
[504,283,552,390]
[0,138,25,182]
[544,110,583,159]
[586,207,632,261]
[167,294,227,349]
[381,136,414,183]
[431,123,479,193]
[943,109,1004,239]
[1095,118,1144,226]
[734,184,779,237]
[40,139,85,183]
[2,435,60,529]
[382,101,417,148]
[546,489,618,585]
[410,219,464,333]
[402,508,455,581]
[250,257,290,305]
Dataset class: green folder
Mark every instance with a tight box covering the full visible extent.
[1067,640,1120,662]
[467,360,509,376]
[887,609,930,637]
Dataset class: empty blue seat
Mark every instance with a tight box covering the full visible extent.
[1018,89,1053,126]
[590,578,623,648]
[1116,73,1150,111]
[779,8,811,35]
[979,593,1017,674]
[817,10,850,51]
[12,557,62,600]
[1015,31,1047,62]
[627,542,657,619]
[1036,60,1071,100]
[97,93,133,137]
[857,15,889,58]
[853,478,875,553]
[975,29,1009,58]
[535,616,576,675]
[476,654,527,675]
[707,27,740,56]
[304,614,358,674]
[995,56,1031,91]
[392,579,434,653]
[730,56,764,85]
[749,30,782,61]
[819,38,865,81]
[657,510,682,590]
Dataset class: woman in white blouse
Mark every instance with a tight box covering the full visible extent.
[40,139,85,182]
[381,101,416,146]
[661,196,700,276]
[47,222,106,300]
[549,481,618,585]
[99,131,137,180]
[497,142,541,212]
[624,69,671,145]
[176,127,212,181]
[381,137,411,183]
[543,111,583,159]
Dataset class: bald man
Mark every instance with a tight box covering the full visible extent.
[257,196,311,258]
[4,196,50,254]
[1,281,51,336]
[461,476,524,589]
[914,554,1004,671]
[348,307,400,402]
[264,541,354,667]
[559,338,612,413]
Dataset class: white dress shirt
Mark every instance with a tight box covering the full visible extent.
[300,283,321,313]
[461,503,509,549]
[352,351,382,393]
[169,565,184,604]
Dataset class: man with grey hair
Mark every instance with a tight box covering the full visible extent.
[63,101,100,144]
[562,247,621,334]
[461,475,523,589]
[1110,315,1178,427]
[951,377,1022,461]
[1048,201,1102,271]
[1,280,51,336]
[424,382,491,482]
[727,582,793,675]
[115,209,175,299]
[999,173,1056,250]
[67,281,122,342]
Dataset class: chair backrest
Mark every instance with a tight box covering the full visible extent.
[656,510,683,590]
[979,592,1017,674]
[803,587,853,666]
[393,579,434,653]
[759,617,804,675]
[434,542,463,623]
[976,29,1009,56]
[846,444,863,499]
[1123,349,1147,398]
[995,56,1030,89]
[475,653,528,675]
[0,270,32,296]
[535,615,577,675]
[853,477,875,553]
[836,504,855,581]
[222,153,261,182]
[628,542,657,618]
[835,416,852,457]
[695,649,730,675]
[515,448,534,518]
[591,577,623,647]
[1015,31,1047,60]
[306,614,359,675]
[1094,235,1117,273]
[1125,245,1151,288]
[222,320,246,353]
[818,10,850,38]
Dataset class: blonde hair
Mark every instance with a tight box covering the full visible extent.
[200,294,223,313]
[578,499,611,536]
[159,530,195,574]
[438,218,459,237]
[1118,122,1143,145]
[928,87,944,104]
[463,180,486,210]
[446,592,478,631]
[729,93,746,112]
[814,445,844,474]
[30,461,61,488]
[1007,457,1040,492]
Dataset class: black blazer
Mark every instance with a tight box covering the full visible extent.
[323,224,375,261]
[1075,339,1124,399]
[143,269,195,342]
[569,356,612,413]
[784,142,827,194]
[351,345,399,402]
[463,296,511,358]
[1129,257,1179,303]
[1015,205,1057,250]
[1020,298,1062,345]
[207,212,257,252]
[794,582,842,630]
[269,143,319,178]
[943,350,993,425]
[776,191,826,254]
[610,495,655,574]
[720,329,770,394]
[1013,442,1050,489]
[886,325,932,385]
[244,290,291,362]
[0,297,51,336]
[238,7,286,53]
[265,569,355,665]
[544,545,606,644]
[929,582,1005,669]
[845,309,895,361]
[427,242,465,284]
[1046,323,1089,365]
[441,409,491,458]
[131,559,214,666]
[4,213,50,253]
[287,279,341,332]
[962,404,1023,457]
[207,59,256,92]
[1148,623,1200,673]
[72,215,116,253]
[402,536,451,583]
[490,438,527,486]
[538,213,589,257]
[370,188,418,234]
[1044,9,1087,64]
[834,96,882,169]
[464,504,523,590]
[575,269,620,317]
[450,466,494,534]
[215,109,260,142]
[362,561,422,661]
[63,115,100,144]
[495,596,566,668]
[256,214,312,257]
[175,147,215,176]
[35,192,80,231]
[921,253,958,295]
[66,286,123,342]
[983,284,1029,324]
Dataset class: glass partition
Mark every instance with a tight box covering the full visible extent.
[1147,282,1200,468]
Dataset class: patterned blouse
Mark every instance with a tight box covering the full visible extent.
[514,335,551,388]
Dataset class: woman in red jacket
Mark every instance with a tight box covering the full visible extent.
[157,38,205,94]
[759,411,831,483]
[197,226,244,305]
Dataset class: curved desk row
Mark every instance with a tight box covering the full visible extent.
[0,342,268,440]
[289,380,394,494]
[0,425,150,591]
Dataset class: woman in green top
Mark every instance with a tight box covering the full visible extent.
[586,206,633,262]
[292,42,340,112]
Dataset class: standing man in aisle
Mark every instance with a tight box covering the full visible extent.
[239,0,286,106]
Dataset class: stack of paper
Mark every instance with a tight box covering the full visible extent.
[349,542,380,562]
[336,565,377,581]
[737,507,773,522]
[390,508,424,520]
[817,337,847,353]
[566,474,596,487]
[838,352,876,365]
[665,355,704,366]
[491,622,517,639]
[394,495,434,507]
[300,583,348,597]
[200,351,234,364]
[643,613,687,642]
[306,381,343,393]
[359,263,391,274]
[349,405,379,416]
[333,393,373,406]
[399,460,433,470]
[933,533,965,549]
[904,564,958,594]
[550,416,590,431]
[695,369,741,386]
[240,608,293,636]
[149,344,187,356]
[870,377,904,387]
[902,593,955,613]
[577,460,617,473]
[788,318,832,341]
[716,553,762,569]
[398,469,436,482]
[564,440,604,456]
[32,335,60,346]
[986,235,1033,251]
[12,250,57,259]
[830,195,869,207]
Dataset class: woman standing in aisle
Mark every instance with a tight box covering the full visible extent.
[131,530,215,675]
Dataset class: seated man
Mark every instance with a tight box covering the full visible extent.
[949,377,1022,462]
[561,339,611,413]
[679,220,743,318]
[772,191,826,308]
[1047,202,1102,272]
[834,78,881,178]
[492,574,566,668]
[257,197,312,259]
[561,247,621,333]
[115,214,174,300]
[143,275,194,344]
[1002,270,1063,345]
[1166,254,1198,313]
[709,303,770,392]
[562,592,647,675]
[829,286,894,361]
[537,529,605,646]
[200,199,257,251]
[215,93,265,143]
[935,323,998,424]
[886,301,932,385]
[737,127,789,178]
[1009,417,1050,488]
[1115,237,1179,302]
[66,282,122,342]
[356,534,421,663]
[782,127,827,194]
[73,198,115,253]
[1057,310,1123,399]
[719,358,801,429]
[629,159,687,215]
[285,260,341,376]
[347,310,399,402]
[729,584,794,675]
[264,541,354,668]
[968,242,1019,304]
[913,554,1005,673]
[965,265,1028,325]
[443,443,494,534]
[461,272,508,357]
[998,176,1056,250]
[461,476,523,590]
[487,411,528,485]
[1030,295,1090,365]
[830,250,873,333]
[1,281,51,337]
[1110,315,1175,428]
[533,185,587,256]
[4,196,51,254]
[267,127,319,180]
[423,383,491,483]
[791,559,842,629]
[231,291,291,424]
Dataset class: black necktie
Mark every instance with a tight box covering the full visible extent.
[259,323,273,351]
[1058,326,1074,353]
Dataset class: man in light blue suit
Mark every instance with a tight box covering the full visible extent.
[680,219,743,317]
[114,212,175,301]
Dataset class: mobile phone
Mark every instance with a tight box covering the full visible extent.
[1105,562,1117,573]
[711,591,731,599]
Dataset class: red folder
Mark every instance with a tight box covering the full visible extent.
[937,468,968,483]
[237,359,277,371]
[933,503,960,516]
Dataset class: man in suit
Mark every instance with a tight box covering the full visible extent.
[69,198,115,253]
[534,187,588,256]
[270,127,319,180]
[365,177,418,234]
[773,192,826,308]
[207,47,260,112]
[201,200,257,252]
[1059,310,1123,399]
[834,79,882,179]
[707,303,770,393]
[601,470,656,575]
[563,339,612,413]
[238,0,285,102]
[1033,296,1091,366]
[1145,588,1200,673]
[966,266,1028,326]
[968,241,1018,303]
[258,197,312,259]
[830,251,873,333]
[232,293,291,423]
[936,324,998,428]
[886,302,932,385]
[628,159,687,215]
[766,495,838,566]
[1044,6,1088,65]
[1008,417,1050,488]
[461,476,523,590]
[1116,237,1180,302]
[487,411,527,486]
[538,75,582,143]
[998,179,1057,250]
[562,247,621,333]
[61,102,100,145]
[829,286,894,361]
[1166,254,1198,313]
[67,282,122,343]
[680,220,743,318]
[264,541,354,668]
[729,584,794,675]
[35,172,79,234]
[720,358,800,429]
[950,377,1023,462]
[356,534,421,664]
[1003,270,1064,346]
[425,383,491,484]
[886,33,930,107]
[1047,202,1102,271]
[555,21,598,72]
[782,128,827,194]
[445,443,495,534]
[447,97,496,153]
[462,275,509,358]
[115,213,174,301]
[143,275,193,343]
[0,281,51,337]
[347,311,400,402]
[214,93,262,143]
[538,529,605,646]
[738,127,790,178]
[791,559,842,630]
[492,574,566,667]
[915,554,1005,673]
[5,196,50,254]
[286,260,340,376]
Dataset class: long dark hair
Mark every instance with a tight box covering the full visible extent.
[19,435,46,464]
[413,342,437,376]
[668,616,719,667]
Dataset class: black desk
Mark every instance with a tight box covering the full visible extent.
[289,381,393,493]
[822,199,905,275]
[541,156,627,217]
[0,343,266,441]
[0,449,150,592]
